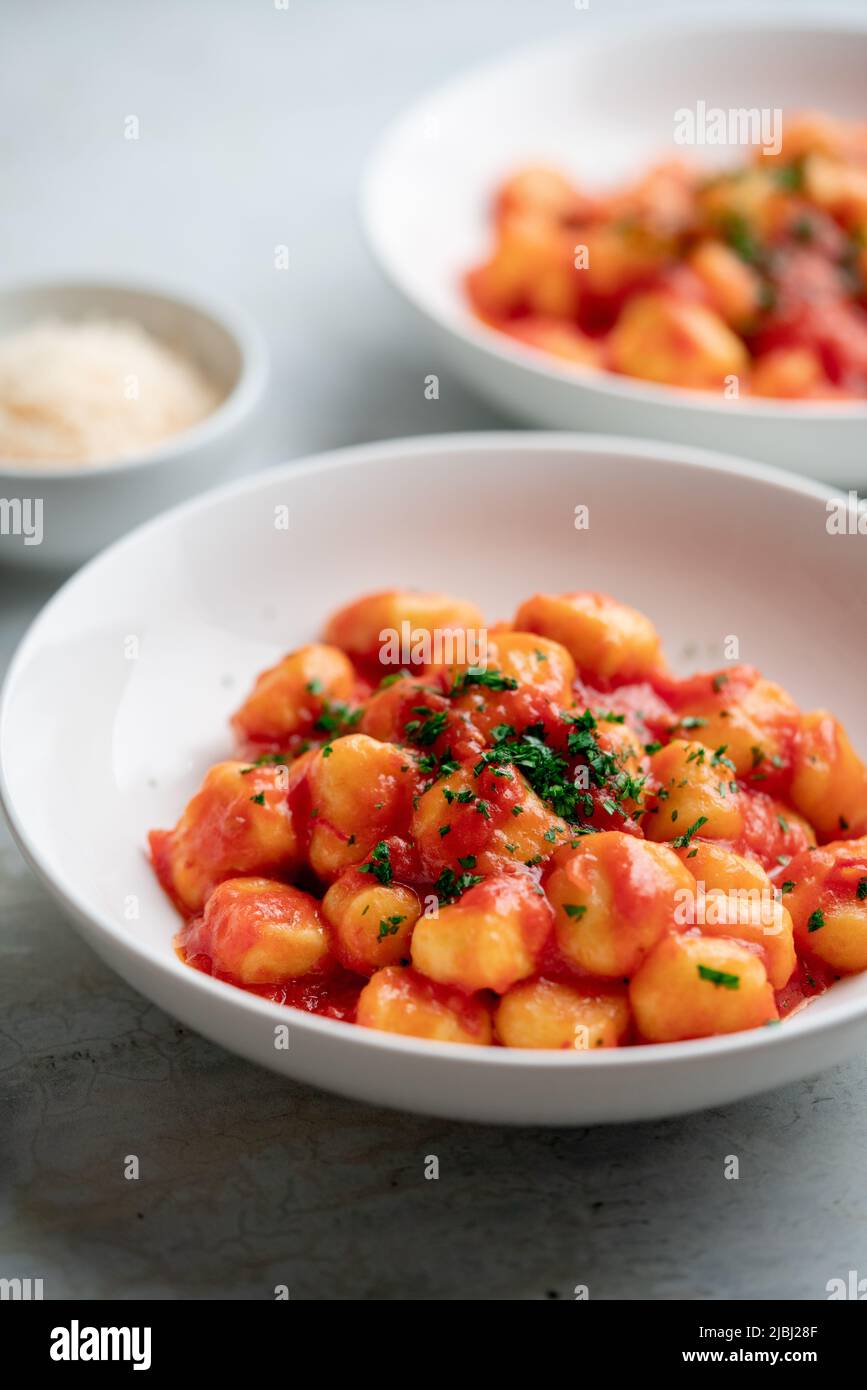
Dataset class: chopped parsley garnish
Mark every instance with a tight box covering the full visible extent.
[563,903,587,920]
[449,666,519,695]
[807,909,825,933]
[857,879,867,901]
[711,673,729,693]
[671,815,708,849]
[419,749,460,780]
[781,880,795,895]
[404,707,449,746]
[377,914,406,942]
[722,213,763,265]
[698,964,740,989]
[775,162,804,191]
[249,792,266,806]
[305,678,324,695]
[314,700,362,735]
[242,752,290,769]
[434,867,484,903]
[679,716,708,731]
[359,840,393,885]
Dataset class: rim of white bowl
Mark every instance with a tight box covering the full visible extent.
[0,274,269,481]
[361,11,867,422]
[0,430,862,1069]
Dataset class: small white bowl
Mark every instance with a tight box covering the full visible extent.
[0,278,268,570]
[2,432,867,1125]
[363,17,867,484]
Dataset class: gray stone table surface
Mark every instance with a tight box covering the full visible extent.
[2,0,866,1300]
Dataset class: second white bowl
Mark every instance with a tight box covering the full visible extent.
[363,19,867,484]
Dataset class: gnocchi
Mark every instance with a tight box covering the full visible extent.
[466,116,867,399]
[150,585,867,1048]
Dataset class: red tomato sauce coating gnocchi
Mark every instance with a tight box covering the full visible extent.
[149,587,867,1048]
[466,113,867,399]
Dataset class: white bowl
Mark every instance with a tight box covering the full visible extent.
[363,18,867,485]
[0,278,268,570]
[2,432,867,1125]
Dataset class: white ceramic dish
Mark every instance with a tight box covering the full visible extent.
[363,18,867,485]
[2,432,866,1125]
[0,279,268,570]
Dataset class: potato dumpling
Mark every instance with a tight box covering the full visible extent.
[494,978,631,1049]
[671,668,800,786]
[762,110,856,167]
[697,167,790,240]
[790,710,867,841]
[688,239,763,327]
[508,318,603,367]
[751,347,827,399]
[438,631,576,743]
[802,153,867,229]
[579,223,672,297]
[643,740,744,844]
[608,292,748,390]
[546,831,695,978]
[149,760,300,914]
[513,591,663,682]
[494,165,591,224]
[785,837,867,974]
[443,630,575,705]
[576,715,647,826]
[359,678,483,764]
[322,870,420,975]
[356,966,492,1045]
[630,933,778,1042]
[737,791,815,871]
[410,759,568,878]
[231,643,356,746]
[411,872,552,994]
[323,589,485,674]
[183,877,329,984]
[305,734,417,880]
[672,840,796,988]
[465,210,580,321]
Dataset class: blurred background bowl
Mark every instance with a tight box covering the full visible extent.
[0,278,268,570]
[363,18,867,485]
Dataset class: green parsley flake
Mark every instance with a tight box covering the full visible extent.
[377,915,406,942]
[698,964,740,989]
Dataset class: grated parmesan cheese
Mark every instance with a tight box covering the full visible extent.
[0,317,222,466]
